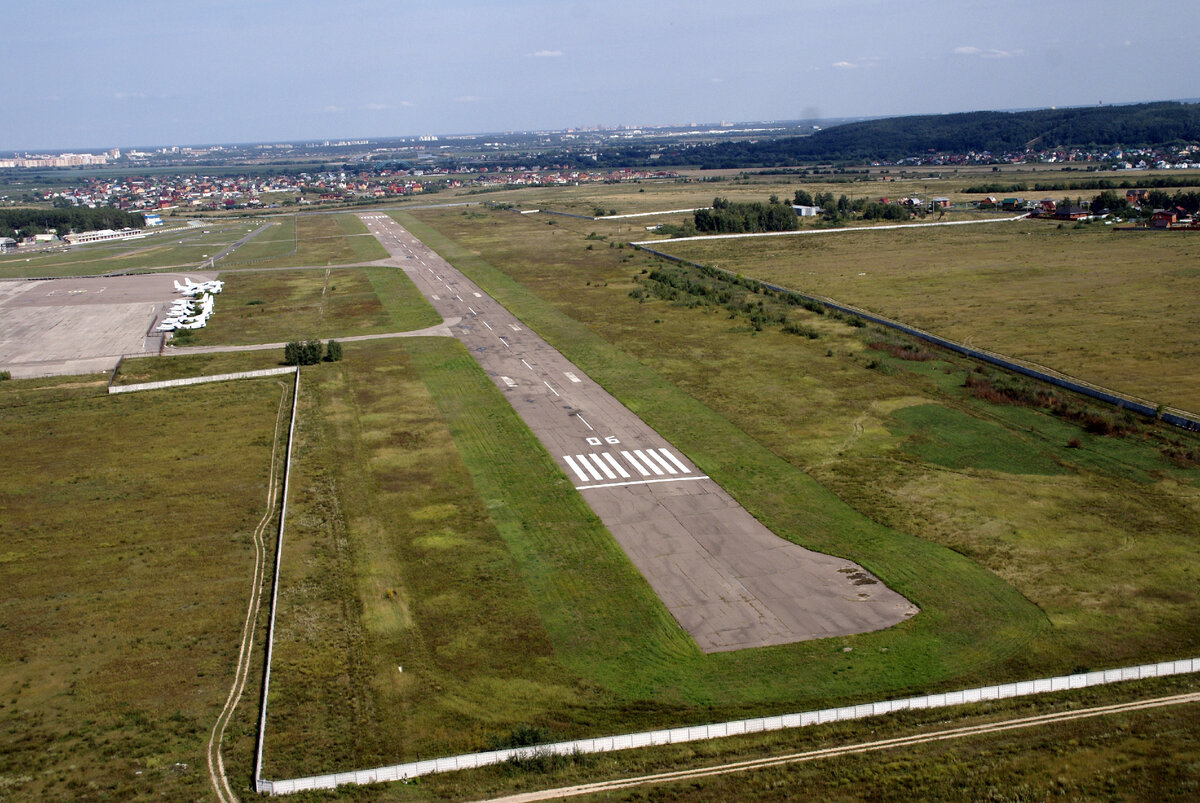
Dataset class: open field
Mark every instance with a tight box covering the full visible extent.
[215,213,387,269]
[175,265,442,347]
[0,373,290,800]
[0,223,255,279]
[659,220,1200,413]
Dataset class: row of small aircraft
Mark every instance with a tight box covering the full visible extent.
[156,277,224,332]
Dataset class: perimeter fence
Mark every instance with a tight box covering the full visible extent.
[257,657,1199,795]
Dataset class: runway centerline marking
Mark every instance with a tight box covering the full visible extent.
[544,381,560,397]
[577,415,594,431]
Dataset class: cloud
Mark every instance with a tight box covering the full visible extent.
[526,49,563,58]
[954,46,1020,59]
[455,95,480,103]
[710,77,722,83]
[114,91,148,100]
[832,59,878,69]
[363,103,390,110]
[322,105,344,113]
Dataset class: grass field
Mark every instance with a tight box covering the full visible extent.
[216,213,387,269]
[0,222,254,279]
[0,373,290,800]
[174,265,442,347]
[658,219,1200,413]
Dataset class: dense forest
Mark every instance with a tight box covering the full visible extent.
[0,208,145,239]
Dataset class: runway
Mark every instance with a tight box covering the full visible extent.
[357,213,917,652]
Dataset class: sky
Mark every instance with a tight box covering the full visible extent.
[5,0,1200,151]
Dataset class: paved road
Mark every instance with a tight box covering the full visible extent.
[357,212,916,652]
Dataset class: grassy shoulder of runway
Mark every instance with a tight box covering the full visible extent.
[397,206,1200,672]
[174,265,442,347]
[0,374,288,801]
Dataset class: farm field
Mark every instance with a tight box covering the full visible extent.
[659,219,1200,413]
[0,373,291,800]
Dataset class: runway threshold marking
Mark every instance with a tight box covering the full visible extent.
[564,372,581,383]
[564,449,692,485]
[577,475,710,491]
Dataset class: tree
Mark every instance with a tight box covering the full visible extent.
[324,339,343,362]
[793,189,813,206]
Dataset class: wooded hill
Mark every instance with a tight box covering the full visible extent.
[554,102,1200,169]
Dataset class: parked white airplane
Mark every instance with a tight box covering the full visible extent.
[174,277,223,295]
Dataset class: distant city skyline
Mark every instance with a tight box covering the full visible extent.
[5,0,1200,151]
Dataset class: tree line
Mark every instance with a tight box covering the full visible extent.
[693,197,799,234]
[0,208,145,239]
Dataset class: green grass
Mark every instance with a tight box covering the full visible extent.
[0,374,290,800]
[112,350,287,385]
[660,220,1200,413]
[0,223,255,278]
[175,265,441,346]
[888,403,1070,475]
[216,213,386,269]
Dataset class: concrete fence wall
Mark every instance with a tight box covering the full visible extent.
[257,657,1199,795]
[108,366,295,394]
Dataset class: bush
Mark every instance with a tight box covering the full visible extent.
[283,339,326,365]
[0,370,10,380]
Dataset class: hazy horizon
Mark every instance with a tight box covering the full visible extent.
[5,0,1199,152]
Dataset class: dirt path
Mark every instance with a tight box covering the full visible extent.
[483,691,1200,802]
[205,378,291,803]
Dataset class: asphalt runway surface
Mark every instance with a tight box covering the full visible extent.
[357,213,917,652]
[0,271,216,378]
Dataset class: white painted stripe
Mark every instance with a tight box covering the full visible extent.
[501,376,516,387]
[509,324,522,332]
[646,449,678,475]
[435,275,443,281]
[431,294,441,300]
[620,450,651,476]
[588,453,616,480]
[467,306,477,315]
[562,455,590,482]
[578,475,710,491]
[565,372,581,383]
[473,292,482,298]
[577,415,594,431]
[601,452,630,478]
[454,295,462,301]
[521,359,533,370]
[576,455,603,481]
[658,448,691,473]
[544,381,560,397]
[633,450,665,476]
[482,321,493,330]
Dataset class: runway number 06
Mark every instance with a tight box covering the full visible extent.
[587,436,620,446]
